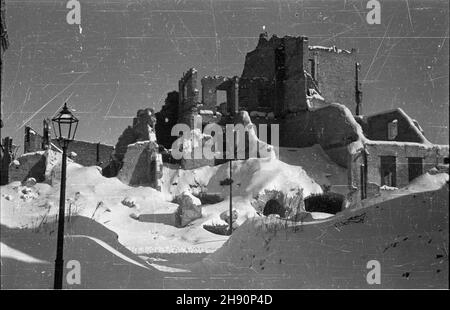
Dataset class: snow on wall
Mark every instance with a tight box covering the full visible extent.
[8,151,47,183]
[365,142,449,189]
[23,125,113,168]
[281,103,362,154]
[117,141,161,188]
[361,108,429,144]
[7,150,78,185]
[50,139,114,168]
[279,102,448,202]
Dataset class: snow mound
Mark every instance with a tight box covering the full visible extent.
[2,151,324,255]
[278,145,348,195]
[162,157,322,201]
[196,182,449,289]
[1,216,164,289]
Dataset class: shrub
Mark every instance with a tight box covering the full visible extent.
[263,199,286,217]
[304,192,344,214]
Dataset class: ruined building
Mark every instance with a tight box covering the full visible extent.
[0,0,11,185]
[2,109,163,189]
[158,32,448,202]
[22,119,114,168]
[2,32,448,204]
[1,119,115,185]
[103,108,163,190]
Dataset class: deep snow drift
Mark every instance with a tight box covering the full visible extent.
[1,146,448,288]
[277,145,349,196]
[1,153,322,254]
[1,216,165,289]
[190,176,449,289]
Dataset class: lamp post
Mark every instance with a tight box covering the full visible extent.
[219,159,234,235]
[51,102,78,290]
[228,159,233,235]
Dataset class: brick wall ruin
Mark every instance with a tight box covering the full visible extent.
[3,31,447,206]
[280,104,360,151]
[279,102,448,202]
[23,121,114,169]
[283,35,309,113]
[103,108,163,189]
[24,127,46,153]
[117,141,162,189]
[364,142,448,190]
[308,46,358,113]
[163,33,447,204]
[178,68,199,126]
[0,137,14,185]
[239,33,310,115]
[361,108,428,143]
[217,77,239,115]
[57,140,114,167]
[107,108,157,166]
[7,149,75,185]
[0,121,114,185]
[201,76,228,111]
[8,151,47,183]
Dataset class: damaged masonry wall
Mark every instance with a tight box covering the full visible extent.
[170,33,448,204]
[117,141,163,190]
[8,32,447,207]
[178,68,200,127]
[103,108,164,190]
[8,149,72,185]
[23,121,114,169]
[308,46,358,113]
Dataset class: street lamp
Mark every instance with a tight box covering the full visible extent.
[220,159,234,235]
[51,102,78,289]
[228,159,233,235]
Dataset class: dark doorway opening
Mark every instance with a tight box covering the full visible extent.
[304,192,345,214]
[380,156,397,187]
[257,87,271,108]
[263,199,286,217]
[408,157,423,182]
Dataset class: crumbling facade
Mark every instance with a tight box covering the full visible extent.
[155,32,448,203]
[1,119,115,185]
[0,0,10,185]
[102,108,163,189]
[2,31,448,204]
[0,136,14,185]
[22,119,114,168]
[308,45,359,113]
[116,141,162,190]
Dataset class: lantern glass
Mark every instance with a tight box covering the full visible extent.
[51,103,79,142]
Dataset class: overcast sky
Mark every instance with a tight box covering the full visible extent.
[1,0,448,148]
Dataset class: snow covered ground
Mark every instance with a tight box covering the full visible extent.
[1,154,322,255]
[1,216,165,289]
[185,176,449,289]
[1,147,448,288]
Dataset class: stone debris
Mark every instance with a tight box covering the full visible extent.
[174,191,202,227]
[219,209,239,228]
[121,197,138,208]
[23,177,36,187]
